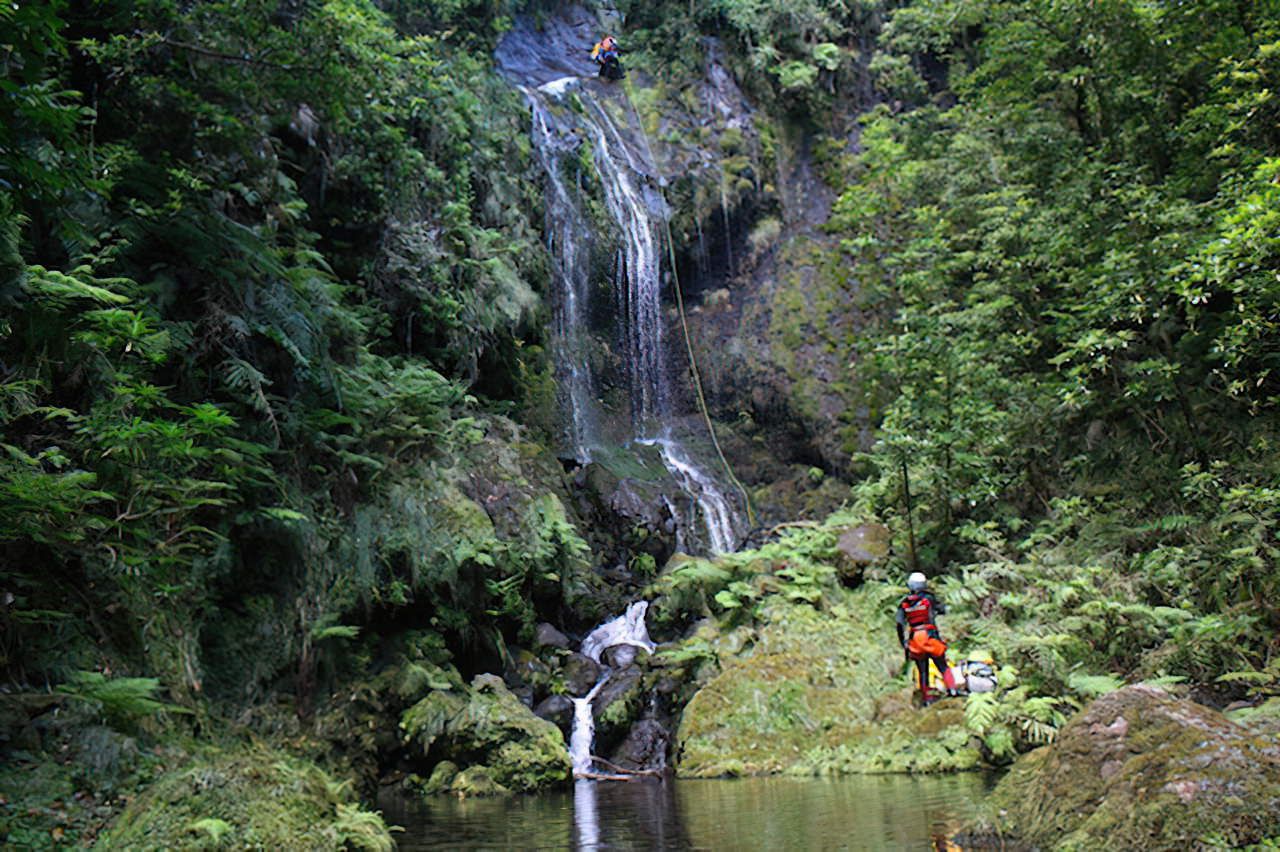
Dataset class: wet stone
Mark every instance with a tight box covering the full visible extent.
[610,719,670,772]
[562,653,602,696]
[535,623,571,650]
[534,694,574,727]
[604,643,648,669]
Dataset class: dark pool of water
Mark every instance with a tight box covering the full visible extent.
[378,773,996,850]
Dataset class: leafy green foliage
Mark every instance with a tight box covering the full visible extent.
[57,671,190,730]
[823,0,1280,696]
[0,0,567,718]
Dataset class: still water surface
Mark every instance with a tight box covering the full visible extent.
[379,773,995,850]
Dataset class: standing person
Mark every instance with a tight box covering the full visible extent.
[896,572,957,705]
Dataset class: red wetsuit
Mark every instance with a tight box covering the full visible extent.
[895,590,953,703]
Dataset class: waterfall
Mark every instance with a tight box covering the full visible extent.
[515,74,743,554]
[569,679,607,776]
[580,600,656,664]
[583,97,668,431]
[568,601,656,778]
[526,88,600,462]
[643,439,738,555]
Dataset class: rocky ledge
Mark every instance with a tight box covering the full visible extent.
[971,684,1280,850]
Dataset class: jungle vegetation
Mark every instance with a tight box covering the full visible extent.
[2,0,1279,843]
[611,0,1280,694]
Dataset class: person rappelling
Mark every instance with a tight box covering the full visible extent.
[590,34,625,80]
[896,571,958,706]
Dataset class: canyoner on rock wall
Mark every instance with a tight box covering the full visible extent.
[497,7,745,556]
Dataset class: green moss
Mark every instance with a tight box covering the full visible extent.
[420,760,458,794]
[97,746,393,851]
[977,686,1280,850]
[401,674,569,794]
[796,701,982,775]
[719,127,746,155]
[675,587,982,777]
[1226,697,1280,732]
[450,766,509,797]
[0,701,170,848]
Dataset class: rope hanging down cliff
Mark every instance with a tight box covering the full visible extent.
[619,76,756,529]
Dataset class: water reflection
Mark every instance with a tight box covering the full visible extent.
[575,780,599,849]
[379,773,994,850]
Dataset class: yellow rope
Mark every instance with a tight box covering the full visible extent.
[619,75,756,528]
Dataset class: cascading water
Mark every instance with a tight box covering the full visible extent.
[580,600,656,665]
[508,62,743,553]
[496,9,741,784]
[525,91,601,462]
[569,680,607,776]
[581,97,668,432]
[568,601,656,778]
[643,438,738,555]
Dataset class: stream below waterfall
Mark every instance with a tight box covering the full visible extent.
[378,773,997,850]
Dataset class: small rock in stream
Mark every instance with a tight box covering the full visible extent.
[534,623,571,650]
[604,643,649,669]
[533,694,574,727]
[562,653,602,696]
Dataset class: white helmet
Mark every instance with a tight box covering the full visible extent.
[907,572,926,592]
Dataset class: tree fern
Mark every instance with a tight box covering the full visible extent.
[58,671,190,729]
[965,692,999,734]
[1067,671,1125,698]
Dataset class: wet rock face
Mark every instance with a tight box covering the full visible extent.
[603,643,646,669]
[535,623,571,651]
[563,653,603,696]
[592,666,644,740]
[534,694,574,728]
[610,719,669,771]
[980,685,1280,849]
[570,456,680,571]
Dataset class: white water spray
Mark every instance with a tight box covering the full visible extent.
[644,438,738,555]
[580,600,656,664]
[515,74,744,554]
[525,88,599,462]
[568,602,656,778]
[569,679,607,776]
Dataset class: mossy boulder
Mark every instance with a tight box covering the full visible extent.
[420,760,458,794]
[675,596,979,777]
[666,570,1004,779]
[833,523,890,582]
[449,766,508,797]
[797,696,982,774]
[97,746,393,851]
[976,685,1280,850]
[401,674,569,795]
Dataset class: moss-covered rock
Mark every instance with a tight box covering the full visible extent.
[975,685,1280,850]
[449,766,509,797]
[420,760,458,794]
[796,697,982,774]
[675,592,980,777]
[401,674,569,795]
[97,746,393,851]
